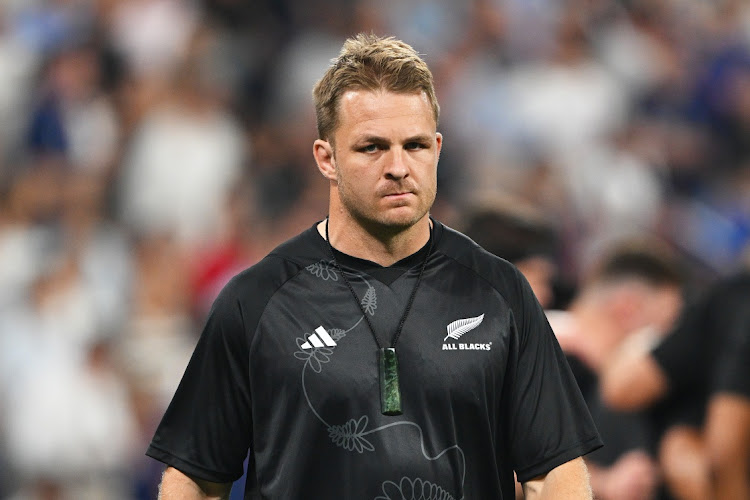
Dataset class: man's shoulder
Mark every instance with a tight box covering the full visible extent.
[435,221,520,283]
[221,223,328,299]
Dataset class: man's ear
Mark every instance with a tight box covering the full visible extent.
[435,132,443,164]
[313,139,336,181]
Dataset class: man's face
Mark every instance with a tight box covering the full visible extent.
[614,281,683,337]
[327,89,442,232]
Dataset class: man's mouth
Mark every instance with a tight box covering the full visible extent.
[383,192,414,201]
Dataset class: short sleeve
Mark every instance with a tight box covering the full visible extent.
[146,279,252,483]
[504,268,602,482]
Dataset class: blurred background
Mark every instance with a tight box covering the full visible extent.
[1,0,749,498]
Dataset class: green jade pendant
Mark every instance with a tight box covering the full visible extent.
[379,347,402,416]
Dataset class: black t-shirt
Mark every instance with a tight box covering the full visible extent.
[147,221,602,499]
[652,272,750,427]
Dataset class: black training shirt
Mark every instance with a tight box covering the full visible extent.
[147,220,601,499]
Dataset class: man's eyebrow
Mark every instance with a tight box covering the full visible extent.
[354,134,433,145]
[355,135,390,145]
[404,134,433,144]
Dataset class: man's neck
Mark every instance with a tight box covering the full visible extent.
[317,216,431,267]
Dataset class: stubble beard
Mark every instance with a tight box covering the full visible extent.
[335,166,436,237]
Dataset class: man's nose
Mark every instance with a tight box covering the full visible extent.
[384,149,409,179]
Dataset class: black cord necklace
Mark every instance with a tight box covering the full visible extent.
[325,217,434,416]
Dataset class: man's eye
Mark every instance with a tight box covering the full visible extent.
[405,142,426,150]
[359,144,378,153]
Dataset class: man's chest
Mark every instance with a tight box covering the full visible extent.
[248,267,514,417]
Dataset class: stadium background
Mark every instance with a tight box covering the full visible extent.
[0,0,749,498]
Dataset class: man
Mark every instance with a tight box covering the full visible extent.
[147,33,601,499]
[704,318,750,500]
[548,241,684,500]
[601,268,750,500]
[460,200,580,500]
[461,198,559,309]
[705,315,750,500]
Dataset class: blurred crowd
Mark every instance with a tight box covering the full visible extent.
[1,0,749,499]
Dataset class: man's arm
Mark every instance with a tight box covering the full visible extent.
[522,457,592,500]
[705,393,750,500]
[600,345,668,411]
[587,450,659,500]
[158,467,233,500]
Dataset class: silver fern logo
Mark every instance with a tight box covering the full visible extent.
[444,314,484,341]
[442,314,492,351]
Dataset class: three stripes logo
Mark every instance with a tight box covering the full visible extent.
[301,326,337,349]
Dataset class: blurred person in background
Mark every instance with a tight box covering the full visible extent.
[0,244,137,499]
[462,197,686,499]
[4,337,138,500]
[441,1,666,282]
[460,198,561,500]
[107,0,198,82]
[703,289,750,499]
[26,42,120,175]
[550,240,684,500]
[0,167,61,311]
[115,232,198,500]
[461,196,560,309]
[117,53,245,247]
[0,6,39,173]
[601,253,750,500]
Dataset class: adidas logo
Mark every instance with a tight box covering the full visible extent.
[301,326,337,349]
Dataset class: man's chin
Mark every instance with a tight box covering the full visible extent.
[369,210,429,232]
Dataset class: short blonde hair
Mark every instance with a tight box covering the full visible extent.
[312,33,440,142]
